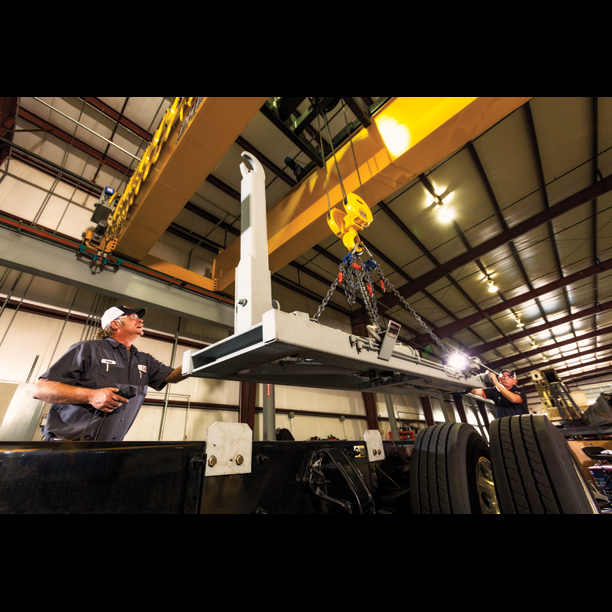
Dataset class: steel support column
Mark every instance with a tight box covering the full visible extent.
[476,399,491,432]
[362,392,379,431]
[384,394,399,441]
[420,396,435,426]
[352,318,380,431]
[452,394,468,424]
[239,381,256,431]
[262,383,276,441]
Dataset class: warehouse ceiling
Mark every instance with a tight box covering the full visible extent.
[1,96,612,395]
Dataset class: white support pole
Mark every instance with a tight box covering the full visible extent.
[263,383,276,441]
[384,394,400,441]
[234,152,273,335]
[0,383,45,441]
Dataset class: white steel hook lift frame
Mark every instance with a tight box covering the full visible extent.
[182,152,484,398]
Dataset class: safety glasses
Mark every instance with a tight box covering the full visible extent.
[117,313,142,321]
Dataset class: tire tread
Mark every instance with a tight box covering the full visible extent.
[415,424,452,514]
[495,416,560,514]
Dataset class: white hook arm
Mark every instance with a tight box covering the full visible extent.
[240,151,265,180]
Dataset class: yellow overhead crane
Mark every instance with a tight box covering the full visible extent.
[212,97,530,293]
[84,97,197,256]
[83,96,530,298]
[83,96,267,289]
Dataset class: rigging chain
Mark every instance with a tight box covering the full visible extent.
[313,243,449,356]
[313,245,501,375]
[313,102,448,356]
[312,100,492,374]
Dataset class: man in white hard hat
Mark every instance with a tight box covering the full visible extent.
[33,305,188,441]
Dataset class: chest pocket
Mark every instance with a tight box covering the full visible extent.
[135,363,150,384]
[93,359,124,386]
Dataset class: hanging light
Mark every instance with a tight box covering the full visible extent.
[428,184,454,223]
[437,203,455,222]
[513,313,524,327]
[484,272,498,292]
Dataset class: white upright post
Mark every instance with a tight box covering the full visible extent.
[234,152,273,335]
[384,394,400,441]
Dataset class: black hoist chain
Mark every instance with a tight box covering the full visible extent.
[368,260,450,356]
[313,252,380,330]
[313,246,450,356]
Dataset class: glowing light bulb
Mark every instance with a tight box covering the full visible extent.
[447,353,467,370]
[437,204,454,222]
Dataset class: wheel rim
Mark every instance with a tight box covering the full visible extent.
[476,456,500,514]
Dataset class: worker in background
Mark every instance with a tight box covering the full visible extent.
[471,369,528,418]
[33,305,189,441]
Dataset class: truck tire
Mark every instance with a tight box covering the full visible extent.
[489,415,599,514]
[410,422,499,514]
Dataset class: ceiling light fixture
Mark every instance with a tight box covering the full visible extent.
[437,203,455,223]
[513,312,524,327]
[483,271,498,293]
[427,183,455,223]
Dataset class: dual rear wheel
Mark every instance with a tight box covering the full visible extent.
[410,414,599,514]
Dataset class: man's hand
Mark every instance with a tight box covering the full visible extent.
[87,388,129,413]
[33,379,128,413]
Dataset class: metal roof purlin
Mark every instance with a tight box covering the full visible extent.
[413,255,612,346]
[381,173,612,311]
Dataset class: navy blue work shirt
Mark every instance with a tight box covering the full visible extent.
[39,337,175,441]
[484,384,528,418]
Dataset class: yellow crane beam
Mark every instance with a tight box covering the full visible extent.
[112,97,268,290]
[213,97,531,293]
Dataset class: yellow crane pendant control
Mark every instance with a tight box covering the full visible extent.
[327,193,373,252]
